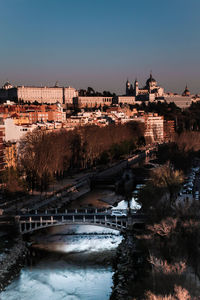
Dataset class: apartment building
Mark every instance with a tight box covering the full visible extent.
[0,119,5,171]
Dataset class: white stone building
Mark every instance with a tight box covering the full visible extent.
[4,118,37,142]
[117,96,136,105]
[74,96,113,108]
[0,82,78,107]
[136,113,164,142]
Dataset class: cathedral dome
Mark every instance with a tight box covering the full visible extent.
[146,73,156,86]
[182,85,190,96]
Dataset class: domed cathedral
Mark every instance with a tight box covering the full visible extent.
[125,73,164,101]
[145,73,158,91]
[182,85,190,96]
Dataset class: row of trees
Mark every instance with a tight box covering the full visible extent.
[138,164,184,216]
[156,131,200,172]
[79,86,116,97]
[17,121,144,192]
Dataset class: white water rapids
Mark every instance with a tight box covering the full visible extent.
[0,225,122,300]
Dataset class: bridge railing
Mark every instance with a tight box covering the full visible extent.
[17,208,140,216]
[18,207,110,215]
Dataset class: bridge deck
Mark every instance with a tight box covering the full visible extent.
[16,209,146,234]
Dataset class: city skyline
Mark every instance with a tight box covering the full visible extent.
[0,73,197,96]
[0,0,200,94]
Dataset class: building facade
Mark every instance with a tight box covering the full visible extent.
[117,96,136,105]
[137,113,164,143]
[126,73,164,101]
[0,103,66,124]
[164,120,175,141]
[74,96,113,108]
[0,82,78,107]
[0,119,5,171]
[4,118,37,142]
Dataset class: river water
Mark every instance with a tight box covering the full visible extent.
[0,155,152,300]
[0,225,122,300]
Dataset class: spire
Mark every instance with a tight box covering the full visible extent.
[150,70,153,80]
[54,81,59,87]
[182,84,190,96]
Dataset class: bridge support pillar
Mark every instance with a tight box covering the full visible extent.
[95,209,97,214]
[51,216,53,224]
[127,216,133,227]
[45,210,47,214]
[73,215,75,223]
[62,216,64,222]
[75,209,77,213]
[65,209,67,214]
[83,216,85,222]
[35,210,37,214]
[94,215,96,223]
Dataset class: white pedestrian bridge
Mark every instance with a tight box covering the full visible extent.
[16,208,146,234]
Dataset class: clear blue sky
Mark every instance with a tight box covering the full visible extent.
[0,0,200,94]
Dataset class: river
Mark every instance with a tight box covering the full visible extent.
[0,155,153,299]
[0,225,122,300]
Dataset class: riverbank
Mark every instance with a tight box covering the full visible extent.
[0,237,28,292]
[110,230,150,300]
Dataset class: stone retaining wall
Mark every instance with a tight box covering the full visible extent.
[0,238,28,292]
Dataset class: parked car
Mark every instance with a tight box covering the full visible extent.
[187,187,193,191]
[111,210,127,217]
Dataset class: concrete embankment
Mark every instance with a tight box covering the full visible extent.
[0,237,28,292]
[30,175,91,210]
[92,150,152,187]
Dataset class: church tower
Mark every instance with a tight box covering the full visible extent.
[126,79,131,95]
[134,79,139,96]
[130,84,134,95]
